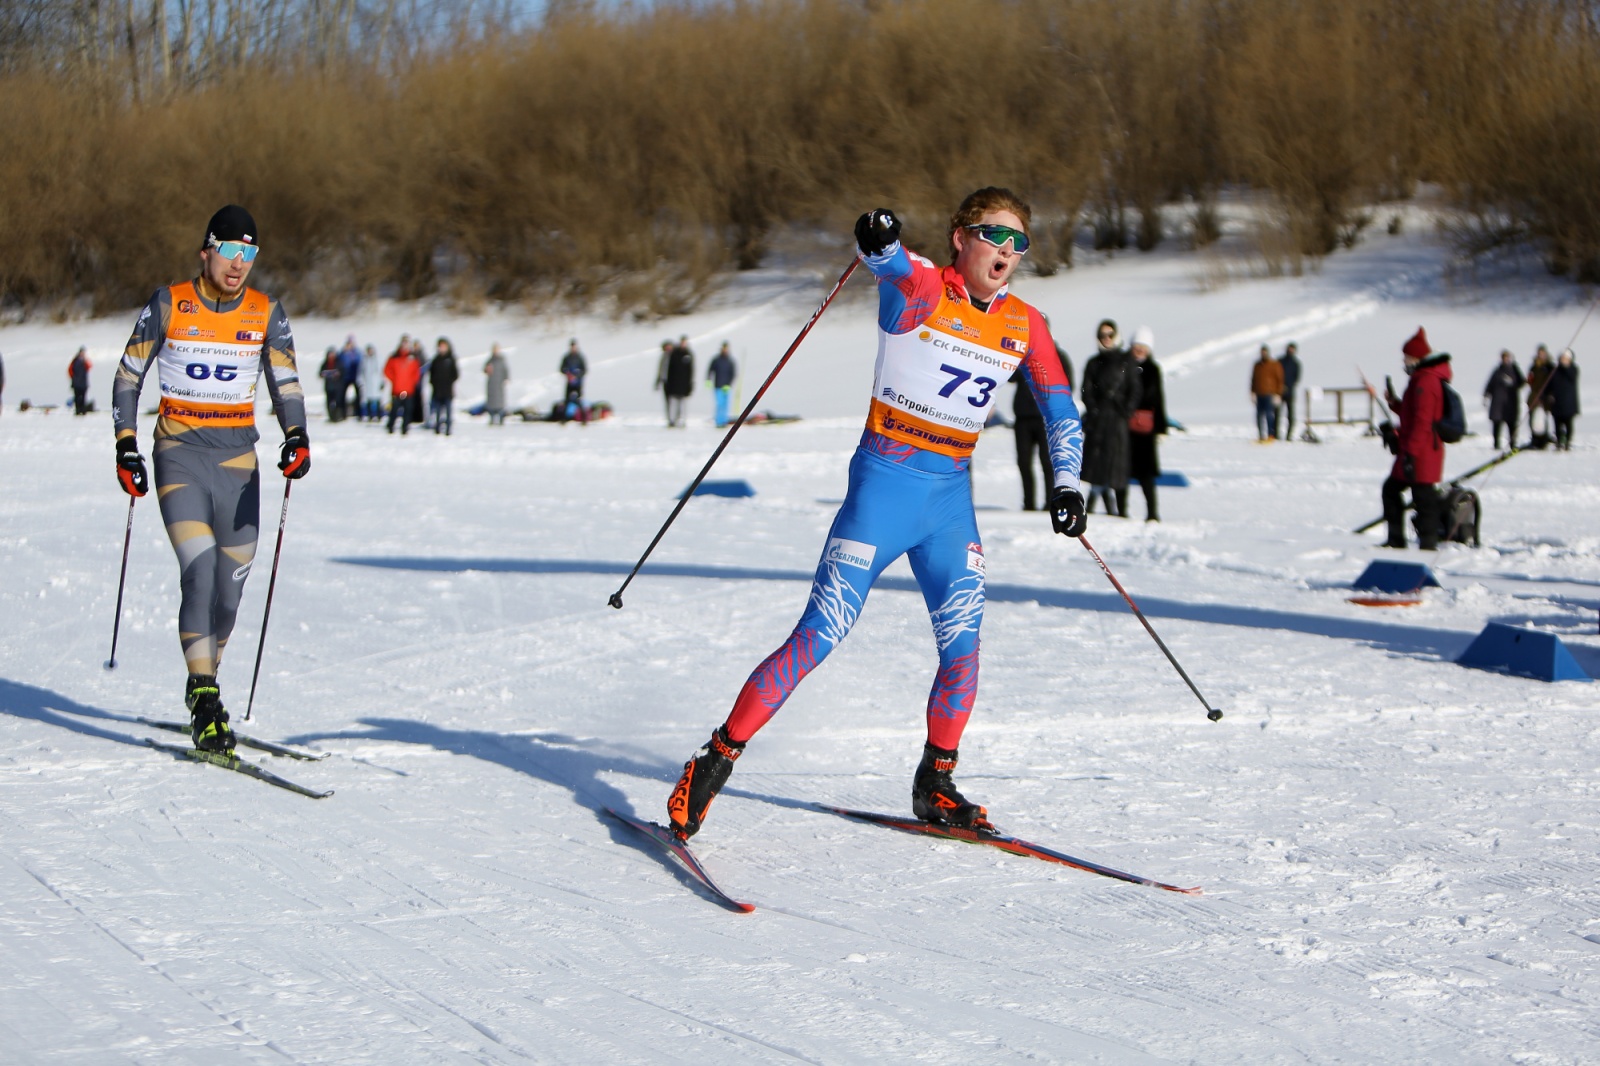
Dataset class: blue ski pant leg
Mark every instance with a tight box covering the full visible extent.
[723,450,974,743]
[906,486,984,750]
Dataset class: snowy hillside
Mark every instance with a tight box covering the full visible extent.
[3,229,1598,1064]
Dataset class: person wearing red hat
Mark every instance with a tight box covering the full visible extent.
[1380,327,1452,550]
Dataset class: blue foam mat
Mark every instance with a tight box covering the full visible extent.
[1352,560,1440,593]
[681,479,756,499]
[1456,622,1591,682]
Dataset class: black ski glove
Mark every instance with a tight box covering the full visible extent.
[279,427,311,479]
[1049,488,1087,538]
[854,209,902,257]
[115,436,148,497]
[1379,421,1399,454]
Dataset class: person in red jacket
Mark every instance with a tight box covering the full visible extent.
[384,339,423,435]
[1380,327,1452,550]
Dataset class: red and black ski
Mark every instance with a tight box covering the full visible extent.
[816,804,1201,895]
[604,807,755,913]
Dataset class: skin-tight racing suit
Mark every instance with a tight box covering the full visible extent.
[719,241,1083,750]
[112,277,305,676]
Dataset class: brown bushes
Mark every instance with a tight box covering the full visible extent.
[0,0,1595,317]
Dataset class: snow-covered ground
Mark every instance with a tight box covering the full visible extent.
[2,229,1598,1064]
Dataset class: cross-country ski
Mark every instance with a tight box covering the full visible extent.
[137,716,329,760]
[604,807,755,913]
[143,738,333,799]
[816,805,1202,895]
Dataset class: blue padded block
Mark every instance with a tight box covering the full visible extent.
[1456,622,1591,682]
[1154,471,1190,487]
[1352,560,1440,593]
[681,479,756,499]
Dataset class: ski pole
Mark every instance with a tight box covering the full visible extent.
[1079,535,1223,721]
[104,496,136,670]
[244,480,292,722]
[609,258,859,609]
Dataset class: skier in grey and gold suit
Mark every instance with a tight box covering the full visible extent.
[112,205,310,752]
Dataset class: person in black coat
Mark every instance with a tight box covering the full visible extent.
[1079,318,1140,515]
[428,337,460,435]
[69,346,93,414]
[1482,350,1525,450]
[1277,342,1302,441]
[1010,320,1073,510]
[656,336,695,427]
[1549,349,1580,451]
[1123,326,1168,521]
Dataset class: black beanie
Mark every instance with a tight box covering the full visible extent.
[204,205,257,247]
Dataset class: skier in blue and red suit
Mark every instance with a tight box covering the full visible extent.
[668,187,1087,839]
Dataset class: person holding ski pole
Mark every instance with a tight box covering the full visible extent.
[667,187,1085,840]
[111,205,309,752]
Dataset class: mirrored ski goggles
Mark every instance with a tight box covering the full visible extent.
[964,224,1030,254]
[207,238,260,262]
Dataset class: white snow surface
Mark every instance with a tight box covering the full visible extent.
[2,231,1599,1064]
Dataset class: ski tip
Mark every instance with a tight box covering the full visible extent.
[1172,885,1204,895]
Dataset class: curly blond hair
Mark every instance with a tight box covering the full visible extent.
[948,187,1032,263]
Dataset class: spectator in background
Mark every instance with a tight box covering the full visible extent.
[560,338,587,423]
[706,341,737,428]
[1549,349,1580,451]
[1125,326,1168,522]
[406,340,426,426]
[69,346,93,414]
[1250,344,1283,441]
[385,341,422,435]
[1483,349,1524,450]
[1079,318,1138,515]
[1380,328,1452,551]
[657,336,694,427]
[320,347,344,420]
[429,337,459,435]
[1010,316,1073,511]
[360,343,384,421]
[338,335,363,419]
[484,343,511,425]
[1277,341,1302,441]
[1527,344,1555,447]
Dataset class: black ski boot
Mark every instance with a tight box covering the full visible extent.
[911,743,992,830]
[667,725,744,840]
[186,674,236,753]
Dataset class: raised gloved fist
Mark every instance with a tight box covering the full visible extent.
[854,209,902,257]
[279,427,310,479]
[1049,488,1087,538]
[115,436,148,497]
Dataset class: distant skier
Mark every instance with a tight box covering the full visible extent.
[667,187,1085,840]
[1380,328,1451,550]
[111,204,308,751]
[706,342,737,428]
[559,339,587,423]
[69,347,93,414]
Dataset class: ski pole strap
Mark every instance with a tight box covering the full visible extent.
[1079,536,1223,722]
[608,258,859,609]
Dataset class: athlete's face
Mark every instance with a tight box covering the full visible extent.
[200,244,255,296]
[952,209,1026,303]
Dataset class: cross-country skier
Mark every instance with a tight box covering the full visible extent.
[668,187,1085,840]
[112,205,308,752]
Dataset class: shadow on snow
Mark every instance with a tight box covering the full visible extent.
[332,554,1490,663]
